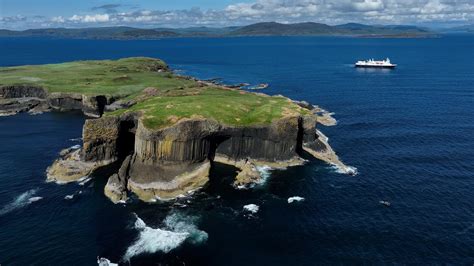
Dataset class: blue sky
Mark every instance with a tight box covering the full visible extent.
[1,0,473,29]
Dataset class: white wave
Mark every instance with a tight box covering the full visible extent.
[70,144,81,150]
[124,212,208,260]
[236,185,248,190]
[331,164,358,176]
[97,257,118,266]
[28,196,43,203]
[78,176,92,186]
[288,196,305,203]
[255,165,273,185]
[0,189,41,216]
[69,138,82,142]
[243,204,259,214]
[64,194,74,200]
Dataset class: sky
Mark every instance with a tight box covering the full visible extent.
[1,0,473,30]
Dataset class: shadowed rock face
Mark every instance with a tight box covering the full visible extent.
[215,116,301,162]
[80,114,320,202]
[0,86,108,117]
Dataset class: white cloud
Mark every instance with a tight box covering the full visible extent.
[69,14,110,23]
[2,0,474,29]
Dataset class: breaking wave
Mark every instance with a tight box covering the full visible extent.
[330,164,358,176]
[124,212,208,261]
[243,204,259,213]
[255,165,272,185]
[0,189,42,216]
[77,176,92,186]
[288,196,305,203]
[70,144,81,150]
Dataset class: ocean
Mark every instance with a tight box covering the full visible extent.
[0,35,473,265]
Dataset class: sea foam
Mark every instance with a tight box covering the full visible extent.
[331,165,358,176]
[124,212,208,260]
[288,196,305,203]
[70,144,81,150]
[243,204,259,213]
[0,189,42,216]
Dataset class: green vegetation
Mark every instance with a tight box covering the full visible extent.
[0,57,197,96]
[109,86,309,129]
[0,57,310,129]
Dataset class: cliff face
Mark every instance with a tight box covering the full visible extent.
[0,85,108,117]
[79,112,321,202]
[215,115,301,162]
[0,85,48,98]
[1,85,338,203]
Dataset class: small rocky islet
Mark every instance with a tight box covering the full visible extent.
[0,57,352,203]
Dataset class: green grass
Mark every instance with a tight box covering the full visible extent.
[1,57,310,129]
[109,86,309,129]
[0,57,197,96]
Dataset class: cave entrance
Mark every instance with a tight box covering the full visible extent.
[96,95,107,116]
[207,135,230,162]
[117,119,136,160]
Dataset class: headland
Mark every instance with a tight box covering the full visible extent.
[0,57,353,203]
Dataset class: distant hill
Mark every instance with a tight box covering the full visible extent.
[0,22,434,39]
[443,24,474,33]
[232,22,431,36]
[230,22,337,36]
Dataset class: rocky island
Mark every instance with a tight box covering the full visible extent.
[0,57,353,203]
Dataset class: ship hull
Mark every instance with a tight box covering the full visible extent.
[355,64,396,68]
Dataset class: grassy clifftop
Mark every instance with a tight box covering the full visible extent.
[0,57,309,129]
[110,86,307,129]
[0,57,196,96]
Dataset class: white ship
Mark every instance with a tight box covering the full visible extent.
[355,58,397,68]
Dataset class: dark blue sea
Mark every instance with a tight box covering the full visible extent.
[0,35,473,265]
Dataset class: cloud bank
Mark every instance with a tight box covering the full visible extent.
[2,0,474,29]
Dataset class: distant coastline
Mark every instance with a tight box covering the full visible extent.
[0,21,439,40]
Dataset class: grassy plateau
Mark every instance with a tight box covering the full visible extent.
[0,57,309,129]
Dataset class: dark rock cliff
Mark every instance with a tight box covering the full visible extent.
[0,85,108,117]
[81,113,320,202]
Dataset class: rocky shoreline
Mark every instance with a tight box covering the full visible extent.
[0,71,354,204]
[0,85,109,117]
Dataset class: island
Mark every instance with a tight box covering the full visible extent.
[0,57,354,203]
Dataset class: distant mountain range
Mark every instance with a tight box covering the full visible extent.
[0,22,437,39]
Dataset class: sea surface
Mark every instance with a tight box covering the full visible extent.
[0,35,473,265]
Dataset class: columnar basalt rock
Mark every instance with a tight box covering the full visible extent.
[215,115,302,163]
[104,155,132,203]
[124,118,220,201]
[91,114,322,202]
[82,116,121,162]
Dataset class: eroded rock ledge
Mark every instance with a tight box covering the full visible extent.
[0,85,108,117]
